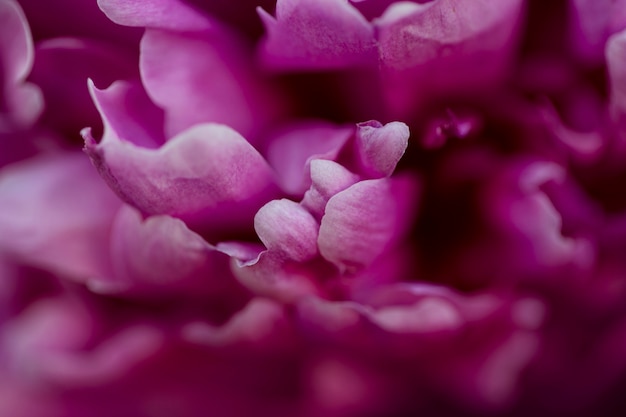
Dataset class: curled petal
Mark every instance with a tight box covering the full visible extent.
[265,122,353,195]
[0,153,120,281]
[89,79,165,148]
[355,120,409,178]
[318,176,419,271]
[83,123,278,228]
[258,0,376,69]
[302,159,360,219]
[254,199,319,262]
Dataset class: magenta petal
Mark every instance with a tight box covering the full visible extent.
[318,177,416,271]
[355,120,409,178]
[301,159,360,219]
[89,79,165,148]
[376,0,524,116]
[265,122,354,195]
[569,0,626,63]
[222,244,322,303]
[97,0,214,31]
[140,28,282,140]
[182,298,291,348]
[255,199,319,262]
[258,0,376,70]
[0,153,119,281]
[0,0,42,128]
[83,123,277,227]
[607,29,626,124]
[93,205,228,297]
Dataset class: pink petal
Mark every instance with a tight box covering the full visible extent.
[354,120,409,178]
[569,0,626,63]
[258,0,376,70]
[254,199,319,262]
[264,122,354,195]
[376,0,524,117]
[0,0,42,129]
[97,0,215,31]
[140,27,283,140]
[301,159,360,219]
[221,243,323,303]
[91,205,232,297]
[607,29,626,125]
[83,123,278,229]
[318,176,419,271]
[89,79,165,149]
[0,153,120,281]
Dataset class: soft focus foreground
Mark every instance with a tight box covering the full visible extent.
[1,0,626,416]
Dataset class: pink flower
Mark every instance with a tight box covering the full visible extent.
[2,0,626,416]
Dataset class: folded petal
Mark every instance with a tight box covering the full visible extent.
[258,0,376,69]
[318,176,419,272]
[0,153,120,281]
[301,159,360,219]
[140,27,283,140]
[264,122,353,195]
[90,205,233,297]
[83,123,278,229]
[354,120,409,178]
[89,79,165,149]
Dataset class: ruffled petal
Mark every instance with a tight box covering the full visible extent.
[258,0,376,69]
[83,123,278,229]
[0,153,120,281]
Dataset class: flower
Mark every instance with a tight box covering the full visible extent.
[2,0,626,416]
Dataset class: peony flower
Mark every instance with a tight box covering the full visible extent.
[2,0,626,416]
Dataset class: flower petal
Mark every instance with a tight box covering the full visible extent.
[258,0,376,70]
[0,153,120,281]
[376,0,524,116]
[301,159,360,219]
[0,0,42,129]
[265,122,353,195]
[254,199,319,262]
[355,120,409,178]
[318,176,418,271]
[140,28,282,140]
[91,205,232,297]
[89,79,165,148]
[83,123,278,229]
[97,0,214,31]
